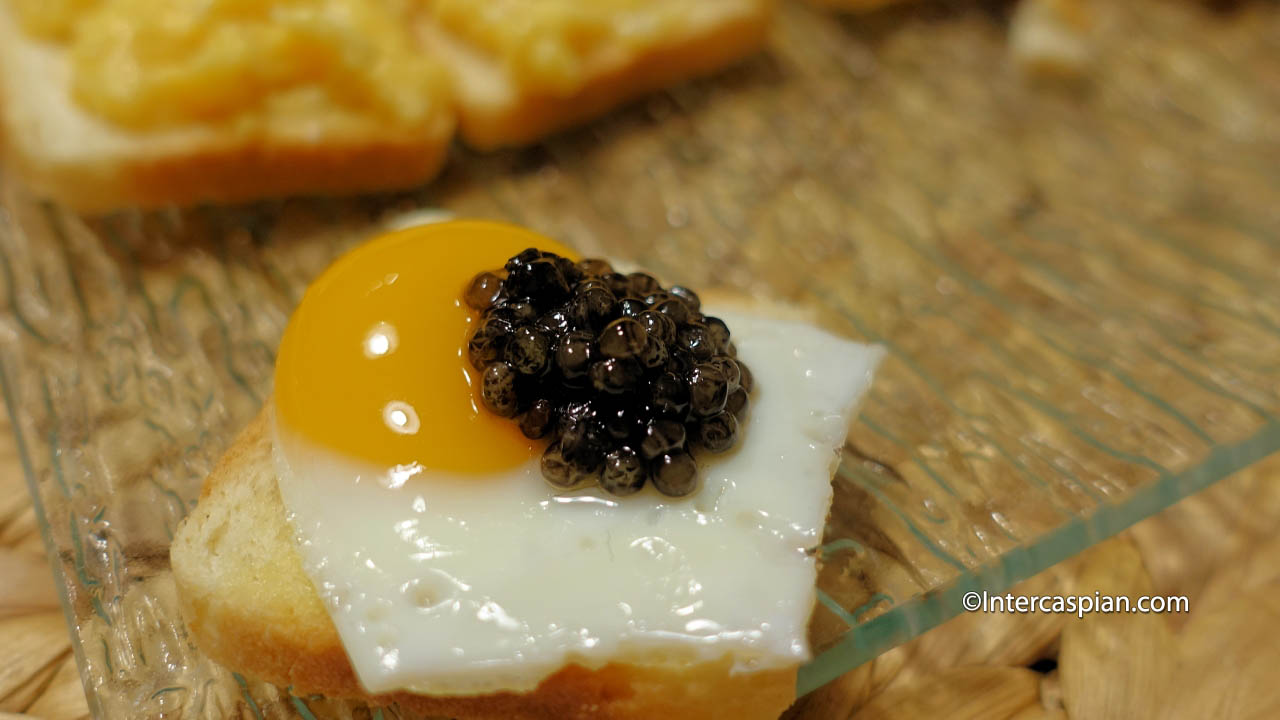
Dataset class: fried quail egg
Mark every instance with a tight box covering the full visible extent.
[271,220,883,694]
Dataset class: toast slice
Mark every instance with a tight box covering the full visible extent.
[170,406,797,720]
[1,1,772,209]
[0,4,455,214]
[420,1,774,150]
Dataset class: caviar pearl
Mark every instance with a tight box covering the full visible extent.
[603,273,632,297]
[669,285,701,312]
[697,412,739,453]
[709,356,742,390]
[560,417,607,472]
[536,308,572,336]
[598,318,648,359]
[577,258,613,276]
[653,298,692,325]
[603,406,640,440]
[649,372,689,416]
[467,324,506,371]
[555,332,593,382]
[600,447,646,496]
[504,301,538,324]
[464,272,503,310]
[506,257,569,302]
[481,362,519,417]
[651,450,698,497]
[519,398,555,439]
[678,322,715,361]
[638,310,676,344]
[540,441,575,488]
[640,419,686,460]
[617,298,647,318]
[573,282,617,329]
[638,336,669,369]
[628,272,661,296]
[703,316,731,354]
[590,357,641,394]
[505,326,551,375]
[688,363,729,417]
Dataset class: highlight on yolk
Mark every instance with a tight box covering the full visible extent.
[273,220,579,474]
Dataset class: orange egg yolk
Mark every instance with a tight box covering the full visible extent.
[273,220,579,473]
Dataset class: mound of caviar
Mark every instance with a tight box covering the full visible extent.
[464,249,752,498]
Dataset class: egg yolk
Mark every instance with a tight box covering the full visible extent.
[273,220,578,474]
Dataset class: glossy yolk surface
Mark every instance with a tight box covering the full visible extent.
[273,220,577,474]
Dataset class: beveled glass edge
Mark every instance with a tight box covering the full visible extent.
[6,337,1278,710]
[0,353,105,718]
[797,419,1280,695]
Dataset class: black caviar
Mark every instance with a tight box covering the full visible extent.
[465,249,751,497]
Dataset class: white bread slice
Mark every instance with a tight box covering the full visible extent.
[170,406,797,720]
[420,2,774,150]
[0,4,454,214]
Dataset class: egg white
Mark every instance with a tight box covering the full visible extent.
[273,305,883,695]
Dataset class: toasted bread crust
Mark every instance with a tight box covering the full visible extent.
[430,5,773,150]
[171,407,796,720]
[1,2,771,209]
[7,127,454,215]
[0,3,455,214]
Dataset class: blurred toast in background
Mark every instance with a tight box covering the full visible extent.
[0,0,774,212]
[0,0,457,213]
[0,0,1095,213]
[421,1,774,149]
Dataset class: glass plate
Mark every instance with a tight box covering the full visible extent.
[3,0,1278,716]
